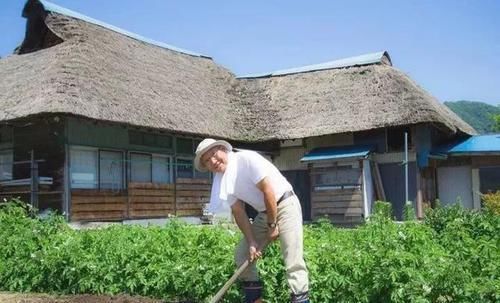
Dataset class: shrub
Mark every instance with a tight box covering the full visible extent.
[482,191,500,215]
[403,201,416,221]
[373,200,393,220]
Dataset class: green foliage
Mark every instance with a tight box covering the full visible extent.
[482,191,500,215]
[373,200,393,220]
[1,201,499,302]
[444,100,500,134]
[492,114,500,132]
[423,204,500,302]
[403,201,416,221]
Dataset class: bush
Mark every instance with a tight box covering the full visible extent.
[403,201,416,221]
[1,201,499,302]
[482,191,500,215]
[373,200,393,220]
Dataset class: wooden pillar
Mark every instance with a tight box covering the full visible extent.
[30,150,39,209]
[416,167,423,219]
[471,168,481,209]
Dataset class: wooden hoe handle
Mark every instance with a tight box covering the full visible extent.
[209,240,270,303]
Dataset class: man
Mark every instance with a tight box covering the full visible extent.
[194,138,309,303]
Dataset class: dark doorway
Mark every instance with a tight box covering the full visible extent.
[379,162,417,220]
[282,170,311,221]
[480,166,500,193]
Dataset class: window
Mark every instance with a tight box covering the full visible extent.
[194,169,210,180]
[70,147,124,189]
[153,155,171,183]
[130,152,172,184]
[99,150,124,189]
[128,130,173,149]
[314,166,362,191]
[0,149,13,181]
[176,158,194,179]
[176,138,194,154]
[70,147,98,189]
[130,153,152,183]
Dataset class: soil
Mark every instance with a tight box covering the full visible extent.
[0,292,170,303]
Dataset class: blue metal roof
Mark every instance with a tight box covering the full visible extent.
[301,145,374,162]
[433,134,500,155]
[238,51,390,79]
[39,0,209,58]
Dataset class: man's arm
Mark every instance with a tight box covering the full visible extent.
[256,176,279,240]
[231,199,261,261]
[256,177,277,225]
[231,199,255,244]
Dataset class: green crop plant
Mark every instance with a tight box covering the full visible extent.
[0,200,498,302]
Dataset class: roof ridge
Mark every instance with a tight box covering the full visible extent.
[237,51,391,79]
[38,0,210,59]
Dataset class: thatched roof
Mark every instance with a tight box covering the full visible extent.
[0,0,476,143]
[234,61,476,140]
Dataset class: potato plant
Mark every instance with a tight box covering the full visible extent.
[0,201,498,302]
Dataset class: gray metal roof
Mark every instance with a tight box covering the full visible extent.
[238,51,391,78]
[39,0,209,58]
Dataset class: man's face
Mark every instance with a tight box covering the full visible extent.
[201,146,228,173]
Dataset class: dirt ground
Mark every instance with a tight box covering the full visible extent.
[0,292,170,303]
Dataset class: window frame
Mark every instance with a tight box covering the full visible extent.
[152,153,173,184]
[128,151,173,184]
[69,145,99,189]
[175,156,195,180]
[98,148,125,190]
[0,149,13,181]
[70,145,125,190]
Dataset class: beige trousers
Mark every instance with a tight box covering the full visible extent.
[235,195,309,294]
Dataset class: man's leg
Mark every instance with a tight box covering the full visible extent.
[277,196,310,302]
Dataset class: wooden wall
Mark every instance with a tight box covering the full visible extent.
[71,190,127,221]
[128,183,174,218]
[310,165,364,225]
[70,178,210,221]
[175,178,210,217]
[311,188,363,225]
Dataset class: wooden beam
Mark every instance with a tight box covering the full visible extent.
[371,162,386,201]
[416,167,423,219]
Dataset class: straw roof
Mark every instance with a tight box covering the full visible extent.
[234,63,476,140]
[0,0,476,143]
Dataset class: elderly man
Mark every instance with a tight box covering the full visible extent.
[194,138,309,303]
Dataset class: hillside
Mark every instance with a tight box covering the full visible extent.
[444,100,500,133]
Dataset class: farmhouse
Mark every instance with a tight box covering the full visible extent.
[1,0,498,225]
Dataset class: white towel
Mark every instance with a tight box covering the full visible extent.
[207,152,237,213]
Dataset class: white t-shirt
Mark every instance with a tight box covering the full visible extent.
[215,150,292,212]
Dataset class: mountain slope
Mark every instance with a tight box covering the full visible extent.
[444,100,500,134]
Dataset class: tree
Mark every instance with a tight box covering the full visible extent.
[493,114,500,132]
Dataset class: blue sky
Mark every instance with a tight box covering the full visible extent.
[1,0,499,105]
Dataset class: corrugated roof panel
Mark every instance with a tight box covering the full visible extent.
[238,51,389,79]
[301,145,374,162]
[39,0,209,58]
[434,134,500,155]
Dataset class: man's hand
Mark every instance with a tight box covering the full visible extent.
[248,240,262,262]
[267,225,279,241]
